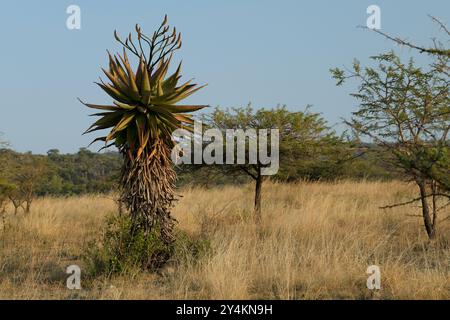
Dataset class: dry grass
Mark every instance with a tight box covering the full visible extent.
[0,180,449,299]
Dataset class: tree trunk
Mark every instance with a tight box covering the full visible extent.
[417,180,436,240]
[25,200,31,213]
[431,180,438,238]
[254,170,263,222]
[9,196,21,215]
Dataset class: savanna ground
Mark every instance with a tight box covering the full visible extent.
[0,180,449,299]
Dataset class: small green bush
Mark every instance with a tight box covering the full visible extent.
[84,214,210,277]
[84,214,167,276]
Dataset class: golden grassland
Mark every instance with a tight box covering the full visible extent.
[0,180,449,299]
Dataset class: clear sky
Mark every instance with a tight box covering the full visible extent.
[0,0,448,154]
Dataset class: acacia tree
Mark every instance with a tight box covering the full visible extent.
[331,52,449,239]
[15,156,49,213]
[367,16,450,193]
[204,105,346,220]
[0,153,49,214]
[81,16,207,245]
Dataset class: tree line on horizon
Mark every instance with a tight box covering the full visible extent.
[0,122,392,214]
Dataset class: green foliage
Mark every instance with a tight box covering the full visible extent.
[332,50,449,239]
[84,214,210,276]
[204,104,355,181]
[85,214,168,275]
[44,148,121,195]
[331,51,449,191]
[338,145,393,180]
[0,148,121,198]
[0,150,50,212]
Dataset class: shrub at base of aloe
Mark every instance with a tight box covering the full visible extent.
[84,214,211,276]
[85,214,169,275]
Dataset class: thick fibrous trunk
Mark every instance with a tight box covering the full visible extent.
[120,140,177,245]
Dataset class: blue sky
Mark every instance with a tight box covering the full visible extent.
[0,0,448,154]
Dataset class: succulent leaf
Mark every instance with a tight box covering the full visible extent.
[82,22,208,159]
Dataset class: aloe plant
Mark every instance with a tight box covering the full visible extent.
[81,16,207,244]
